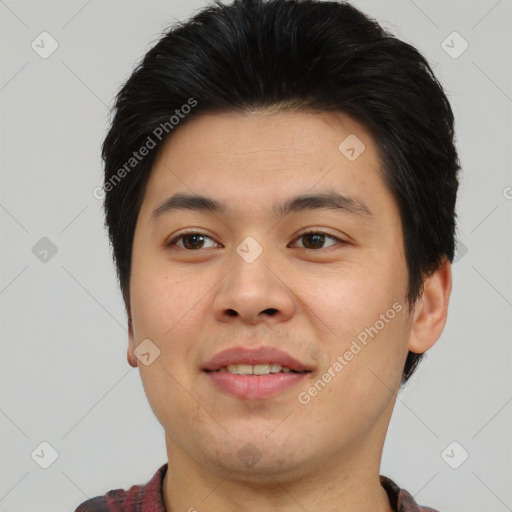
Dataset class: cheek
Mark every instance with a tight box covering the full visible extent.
[132,269,201,418]
[296,261,409,390]
[130,263,200,340]
[300,261,403,333]
[130,263,210,390]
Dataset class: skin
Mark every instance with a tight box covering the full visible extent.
[127,110,452,512]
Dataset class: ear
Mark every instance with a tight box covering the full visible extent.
[408,258,452,354]
[127,311,138,368]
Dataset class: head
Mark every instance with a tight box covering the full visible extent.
[100,0,458,479]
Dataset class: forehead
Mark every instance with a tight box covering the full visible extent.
[156,109,378,165]
[139,109,394,222]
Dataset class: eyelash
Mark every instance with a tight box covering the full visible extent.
[166,229,347,251]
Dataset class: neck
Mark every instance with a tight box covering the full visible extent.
[162,433,394,512]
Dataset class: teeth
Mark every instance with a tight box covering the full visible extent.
[254,364,271,375]
[231,364,252,375]
[220,364,296,375]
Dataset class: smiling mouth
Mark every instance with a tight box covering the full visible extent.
[204,364,310,400]
[208,363,308,375]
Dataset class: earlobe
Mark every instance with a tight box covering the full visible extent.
[127,349,138,368]
[408,258,452,354]
[127,312,138,368]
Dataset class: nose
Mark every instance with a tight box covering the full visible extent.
[212,250,296,326]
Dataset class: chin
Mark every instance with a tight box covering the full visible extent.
[200,434,315,482]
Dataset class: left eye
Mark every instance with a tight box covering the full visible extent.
[290,231,344,250]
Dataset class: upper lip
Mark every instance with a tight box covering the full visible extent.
[203,346,312,372]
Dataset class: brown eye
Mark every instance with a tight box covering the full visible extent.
[292,231,345,250]
[167,232,219,250]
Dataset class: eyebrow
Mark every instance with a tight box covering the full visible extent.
[150,190,373,221]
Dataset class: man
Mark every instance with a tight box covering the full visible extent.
[76,0,459,510]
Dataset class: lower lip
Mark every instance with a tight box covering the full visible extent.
[205,371,308,400]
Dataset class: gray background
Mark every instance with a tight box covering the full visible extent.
[1,0,511,510]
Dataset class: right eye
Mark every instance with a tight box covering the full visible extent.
[166,231,221,251]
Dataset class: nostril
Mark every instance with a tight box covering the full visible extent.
[264,308,278,316]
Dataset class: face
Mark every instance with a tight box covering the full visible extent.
[128,110,416,481]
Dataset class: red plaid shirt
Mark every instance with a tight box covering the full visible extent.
[74,463,439,512]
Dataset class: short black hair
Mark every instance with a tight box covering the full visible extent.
[101,0,460,384]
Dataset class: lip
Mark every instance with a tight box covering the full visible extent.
[202,346,312,372]
[202,346,312,400]
[206,372,308,400]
